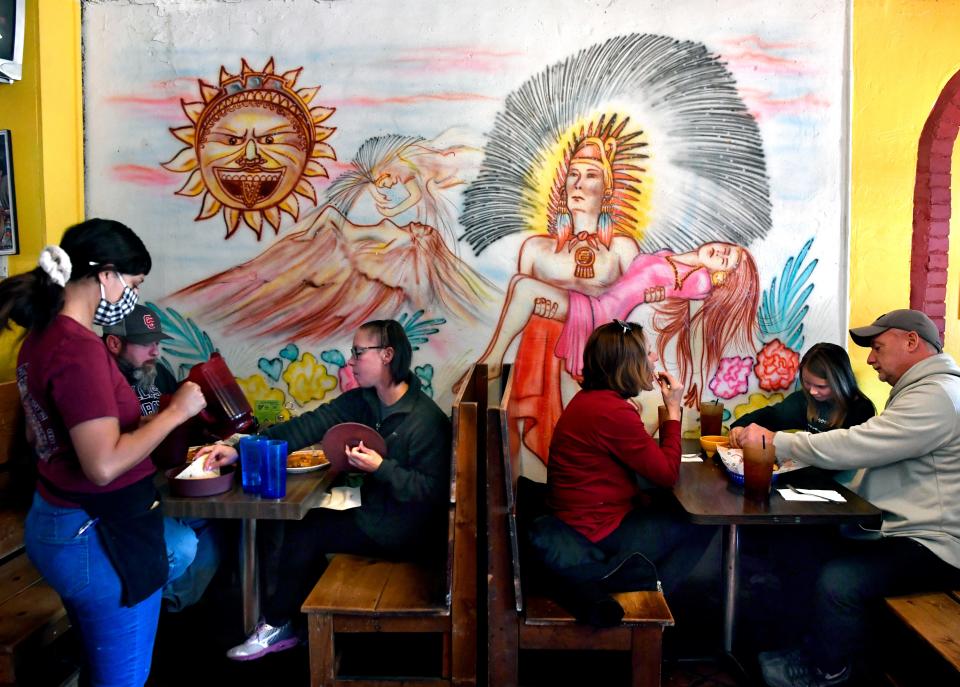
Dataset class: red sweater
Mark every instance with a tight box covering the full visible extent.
[547,389,680,542]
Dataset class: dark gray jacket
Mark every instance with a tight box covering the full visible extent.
[263,374,451,554]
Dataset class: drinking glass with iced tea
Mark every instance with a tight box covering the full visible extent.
[700,401,724,437]
[742,437,776,500]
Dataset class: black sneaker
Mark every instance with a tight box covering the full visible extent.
[760,648,850,687]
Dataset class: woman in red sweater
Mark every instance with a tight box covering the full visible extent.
[528,319,714,626]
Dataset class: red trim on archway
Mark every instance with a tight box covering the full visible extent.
[911,69,960,343]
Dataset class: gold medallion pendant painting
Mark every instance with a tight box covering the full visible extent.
[163,58,337,239]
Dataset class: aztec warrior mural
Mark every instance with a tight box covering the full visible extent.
[82,0,847,474]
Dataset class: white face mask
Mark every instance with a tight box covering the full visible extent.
[93,272,139,326]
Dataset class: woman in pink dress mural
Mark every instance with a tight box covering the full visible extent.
[473,241,759,462]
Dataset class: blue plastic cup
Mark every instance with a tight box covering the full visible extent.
[238,436,265,494]
[261,439,288,499]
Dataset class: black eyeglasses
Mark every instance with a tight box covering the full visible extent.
[350,345,387,359]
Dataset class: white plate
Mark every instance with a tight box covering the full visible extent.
[287,462,330,474]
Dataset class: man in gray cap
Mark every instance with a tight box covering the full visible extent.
[103,304,220,612]
[739,309,960,687]
[103,303,179,416]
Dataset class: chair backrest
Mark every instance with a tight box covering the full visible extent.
[449,364,484,682]
[490,367,525,614]
[0,381,23,469]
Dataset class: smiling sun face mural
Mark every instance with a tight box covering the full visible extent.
[163,58,336,239]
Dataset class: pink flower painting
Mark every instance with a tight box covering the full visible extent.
[754,339,800,391]
[709,356,754,399]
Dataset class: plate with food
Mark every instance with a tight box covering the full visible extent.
[287,448,330,474]
[716,446,805,485]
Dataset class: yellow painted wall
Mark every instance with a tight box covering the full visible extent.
[850,0,960,405]
[0,0,83,380]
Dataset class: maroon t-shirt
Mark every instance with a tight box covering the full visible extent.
[547,389,681,542]
[17,314,154,506]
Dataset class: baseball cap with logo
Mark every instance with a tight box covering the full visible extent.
[849,308,943,353]
[102,304,173,345]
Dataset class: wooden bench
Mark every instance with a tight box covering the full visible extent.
[486,368,674,687]
[885,590,960,682]
[0,380,71,685]
[301,364,485,687]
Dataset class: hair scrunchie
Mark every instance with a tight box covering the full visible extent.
[38,245,72,287]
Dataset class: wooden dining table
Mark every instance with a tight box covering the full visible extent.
[158,465,337,634]
[671,439,882,658]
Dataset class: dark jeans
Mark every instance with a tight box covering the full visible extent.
[262,508,385,627]
[809,536,960,671]
[527,506,715,610]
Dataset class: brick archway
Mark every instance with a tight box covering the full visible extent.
[910,69,960,343]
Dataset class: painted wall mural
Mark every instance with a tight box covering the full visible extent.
[82,0,848,469]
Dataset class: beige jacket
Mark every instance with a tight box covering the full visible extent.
[774,354,960,569]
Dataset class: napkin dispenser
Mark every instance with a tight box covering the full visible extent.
[186,352,255,439]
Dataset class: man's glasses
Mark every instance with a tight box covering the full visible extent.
[350,345,386,359]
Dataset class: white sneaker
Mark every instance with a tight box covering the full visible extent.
[226,620,298,661]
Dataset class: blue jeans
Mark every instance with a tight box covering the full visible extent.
[25,492,160,687]
[162,517,219,612]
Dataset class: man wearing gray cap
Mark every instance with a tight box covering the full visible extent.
[739,309,960,687]
[103,304,220,612]
[103,304,179,416]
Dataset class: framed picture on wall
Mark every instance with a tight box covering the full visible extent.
[0,129,17,255]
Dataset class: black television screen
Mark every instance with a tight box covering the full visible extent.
[0,0,23,81]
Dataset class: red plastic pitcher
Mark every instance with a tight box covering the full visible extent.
[186,352,255,439]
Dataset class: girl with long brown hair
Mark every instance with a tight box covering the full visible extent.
[729,342,875,445]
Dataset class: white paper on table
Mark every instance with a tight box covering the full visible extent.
[681,454,703,462]
[315,486,362,510]
[777,488,846,502]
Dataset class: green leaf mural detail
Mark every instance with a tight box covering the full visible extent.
[397,310,445,351]
[758,239,816,351]
[147,301,216,381]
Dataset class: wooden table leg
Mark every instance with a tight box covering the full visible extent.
[722,523,739,655]
[242,518,259,635]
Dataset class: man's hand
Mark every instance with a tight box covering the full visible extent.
[737,423,775,448]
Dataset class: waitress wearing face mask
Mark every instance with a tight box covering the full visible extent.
[0,219,206,687]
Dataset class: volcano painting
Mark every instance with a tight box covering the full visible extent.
[169,205,500,344]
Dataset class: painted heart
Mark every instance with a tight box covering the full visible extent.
[279,344,299,362]
[258,357,283,381]
[415,364,434,382]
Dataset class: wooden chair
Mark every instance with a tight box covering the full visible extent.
[0,380,71,685]
[486,368,674,687]
[885,590,960,683]
[301,365,485,687]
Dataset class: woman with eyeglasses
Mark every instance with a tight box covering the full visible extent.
[0,219,207,686]
[198,319,451,661]
[525,320,715,626]
[728,342,875,447]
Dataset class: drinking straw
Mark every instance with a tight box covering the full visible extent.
[762,436,766,449]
